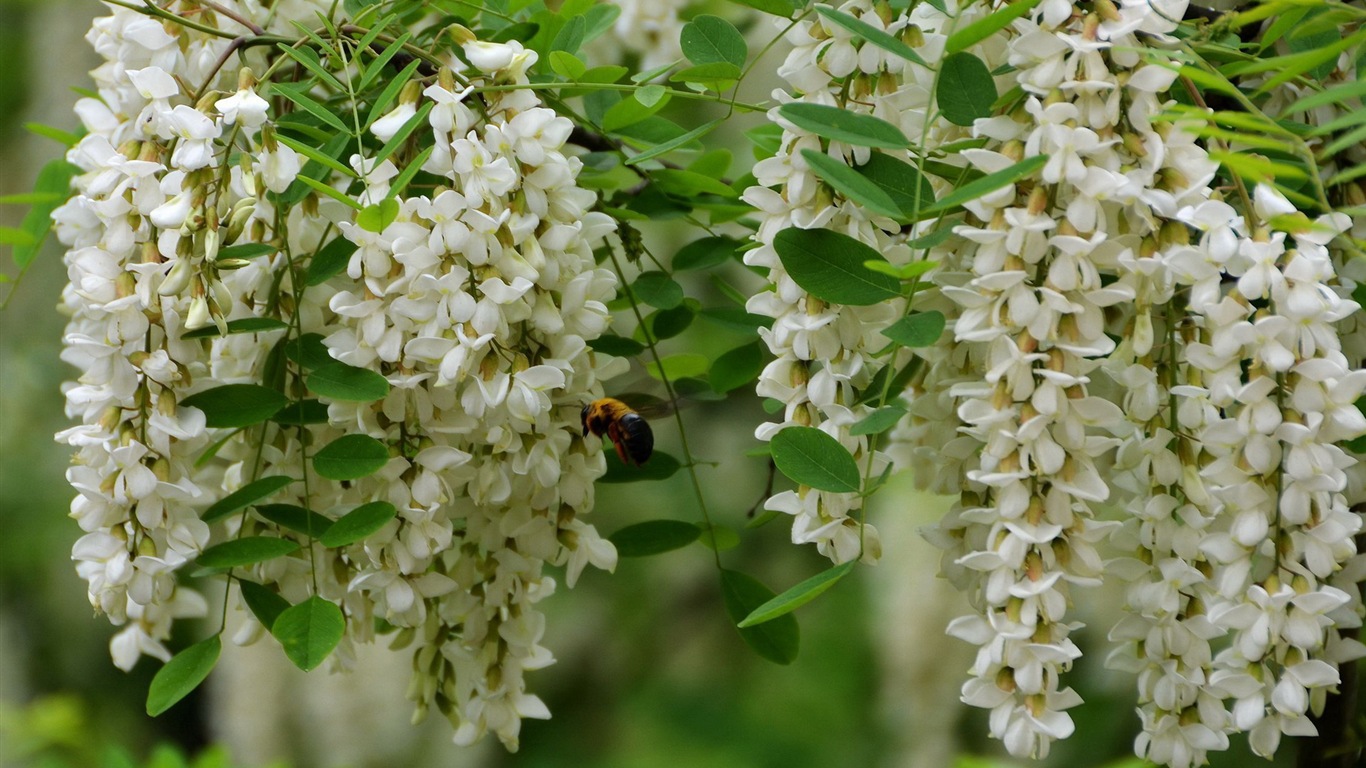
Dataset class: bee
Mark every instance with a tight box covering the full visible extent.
[581,397,654,466]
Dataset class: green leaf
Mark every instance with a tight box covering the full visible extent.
[882,311,946,347]
[197,537,300,569]
[363,58,421,127]
[918,155,1047,218]
[11,158,78,269]
[680,15,747,68]
[146,637,220,716]
[850,405,907,436]
[738,561,855,627]
[254,503,333,538]
[945,0,1042,53]
[647,302,697,340]
[600,449,681,482]
[307,362,390,402]
[855,153,936,219]
[271,83,353,135]
[588,334,646,357]
[814,5,928,68]
[602,89,673,132]
[651,168,736,197]
[357,199,400,233]
[181,317,290,340]
[387,145,432,200]
[284,333,333,370]
[181,384,289,428]
[25,121,81,147]
[669,62,742,89]
[937,52,997,126]
[357,31,413,93]
[313,434,389,480]
[772,228,902,306]
[673,236,740,271]
[272,596,345,672]
[645,353,709,381]
[276,43,347,92]
[271,399,330,426]
[238,580,291,630]
[778,103,909,149]
[698,523,740,551]
[700,306,772,332]
[609,520,701,556]
[549,50,587,79]
[373,102,434,167]
[632,271,685,309]
[626,119,721,166]
[709,342,765,394]
[320,501,398,548]
[216,243,279,261]
[800,149,903,220]
[720,570,799,664]
[551,13,587,54]
[305,237,358,286]
[202,475,295,524]
[296,176,362,210]
[770,426,861,493]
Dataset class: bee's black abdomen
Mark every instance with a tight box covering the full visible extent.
[618,413,654,465]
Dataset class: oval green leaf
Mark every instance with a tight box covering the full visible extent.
[320,501,398,548]
[709,342,765,394]
[647,302,697,340]
[284,333,333,370]
[680,15,747,68]
[238,580,291,630]
[255,503,333,538]
[181,384,289,428]
[305,237,358,286]
[181,316,290,340]
[882,311,946,348]
[271,399,330,425]
[770,426,861,493]
[720,570,799,665]
[588,334,646,357]
[609,520,702,557]
[307,362,391,402]
[313,434,389,481]
[146,636,220,716]
[698,523,741,552]
[600,449,681,483]
[202,475,295,524]
[356,199,399,233]
[937,52,997,127]
[197,536,300,569]
[850,405,907,436]
[632,271,685,309]
[738,561,856,627]
[772,228,901,306]
[645,352,710,381]
[777,103,909,149]
[855,153,936,218]
[799,149,903,220]
[674,236,740,271]
[273,595,345,672]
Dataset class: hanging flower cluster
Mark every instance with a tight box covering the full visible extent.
[55,0,620,751]
[749,0,1366,765]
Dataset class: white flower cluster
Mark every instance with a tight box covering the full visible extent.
[56,3,621,751]
[321,40,622,749]
[54,0,331,673]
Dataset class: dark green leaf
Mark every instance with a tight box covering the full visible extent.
[146,637,220,716]
[273,596,345,672]
[770,426,861,493]
[279,131,351,205]
[276,43,347,92]
[600,449,681,482]
[800,149,903,219]
[673,236,740,271]
[652,168,736,197]
[313,435,389,481]
[197,537,300,569]
[320,501,398,548]
[181,385,288,428]
[778,103,909,149]
[699,306,772,332]
[272,83,352,135]
[602,89,673,132]
[237,580,291,629]
[254,503,333,538]
[882,311,945,348]
[814,6,928,68]
[856,153,936,217]
[202,476,295,523]
[772,228,902,305]
[918,155,1047,218]
[680,15,747,68]
[738,561,855,627]
[937,52,997,126]
[362,57,421,126]
[720,570,799,664]
[709,342,765,394]
[647,302,696,340]
[632,271,685,309]
[181,317,290,340]
[850,405,907,436]
[551,14,587,54]
[307,362,390,402]
[284,333,333,370]
[305,237,358,286]
[626,119,722,166]
[609,520,701,556]
[589,334,646,357]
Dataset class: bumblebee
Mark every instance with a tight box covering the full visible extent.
[581,398,654,466]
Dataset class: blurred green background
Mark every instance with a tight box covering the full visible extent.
[0,2,1327,767]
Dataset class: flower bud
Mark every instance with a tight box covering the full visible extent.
[159,257,193,296]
